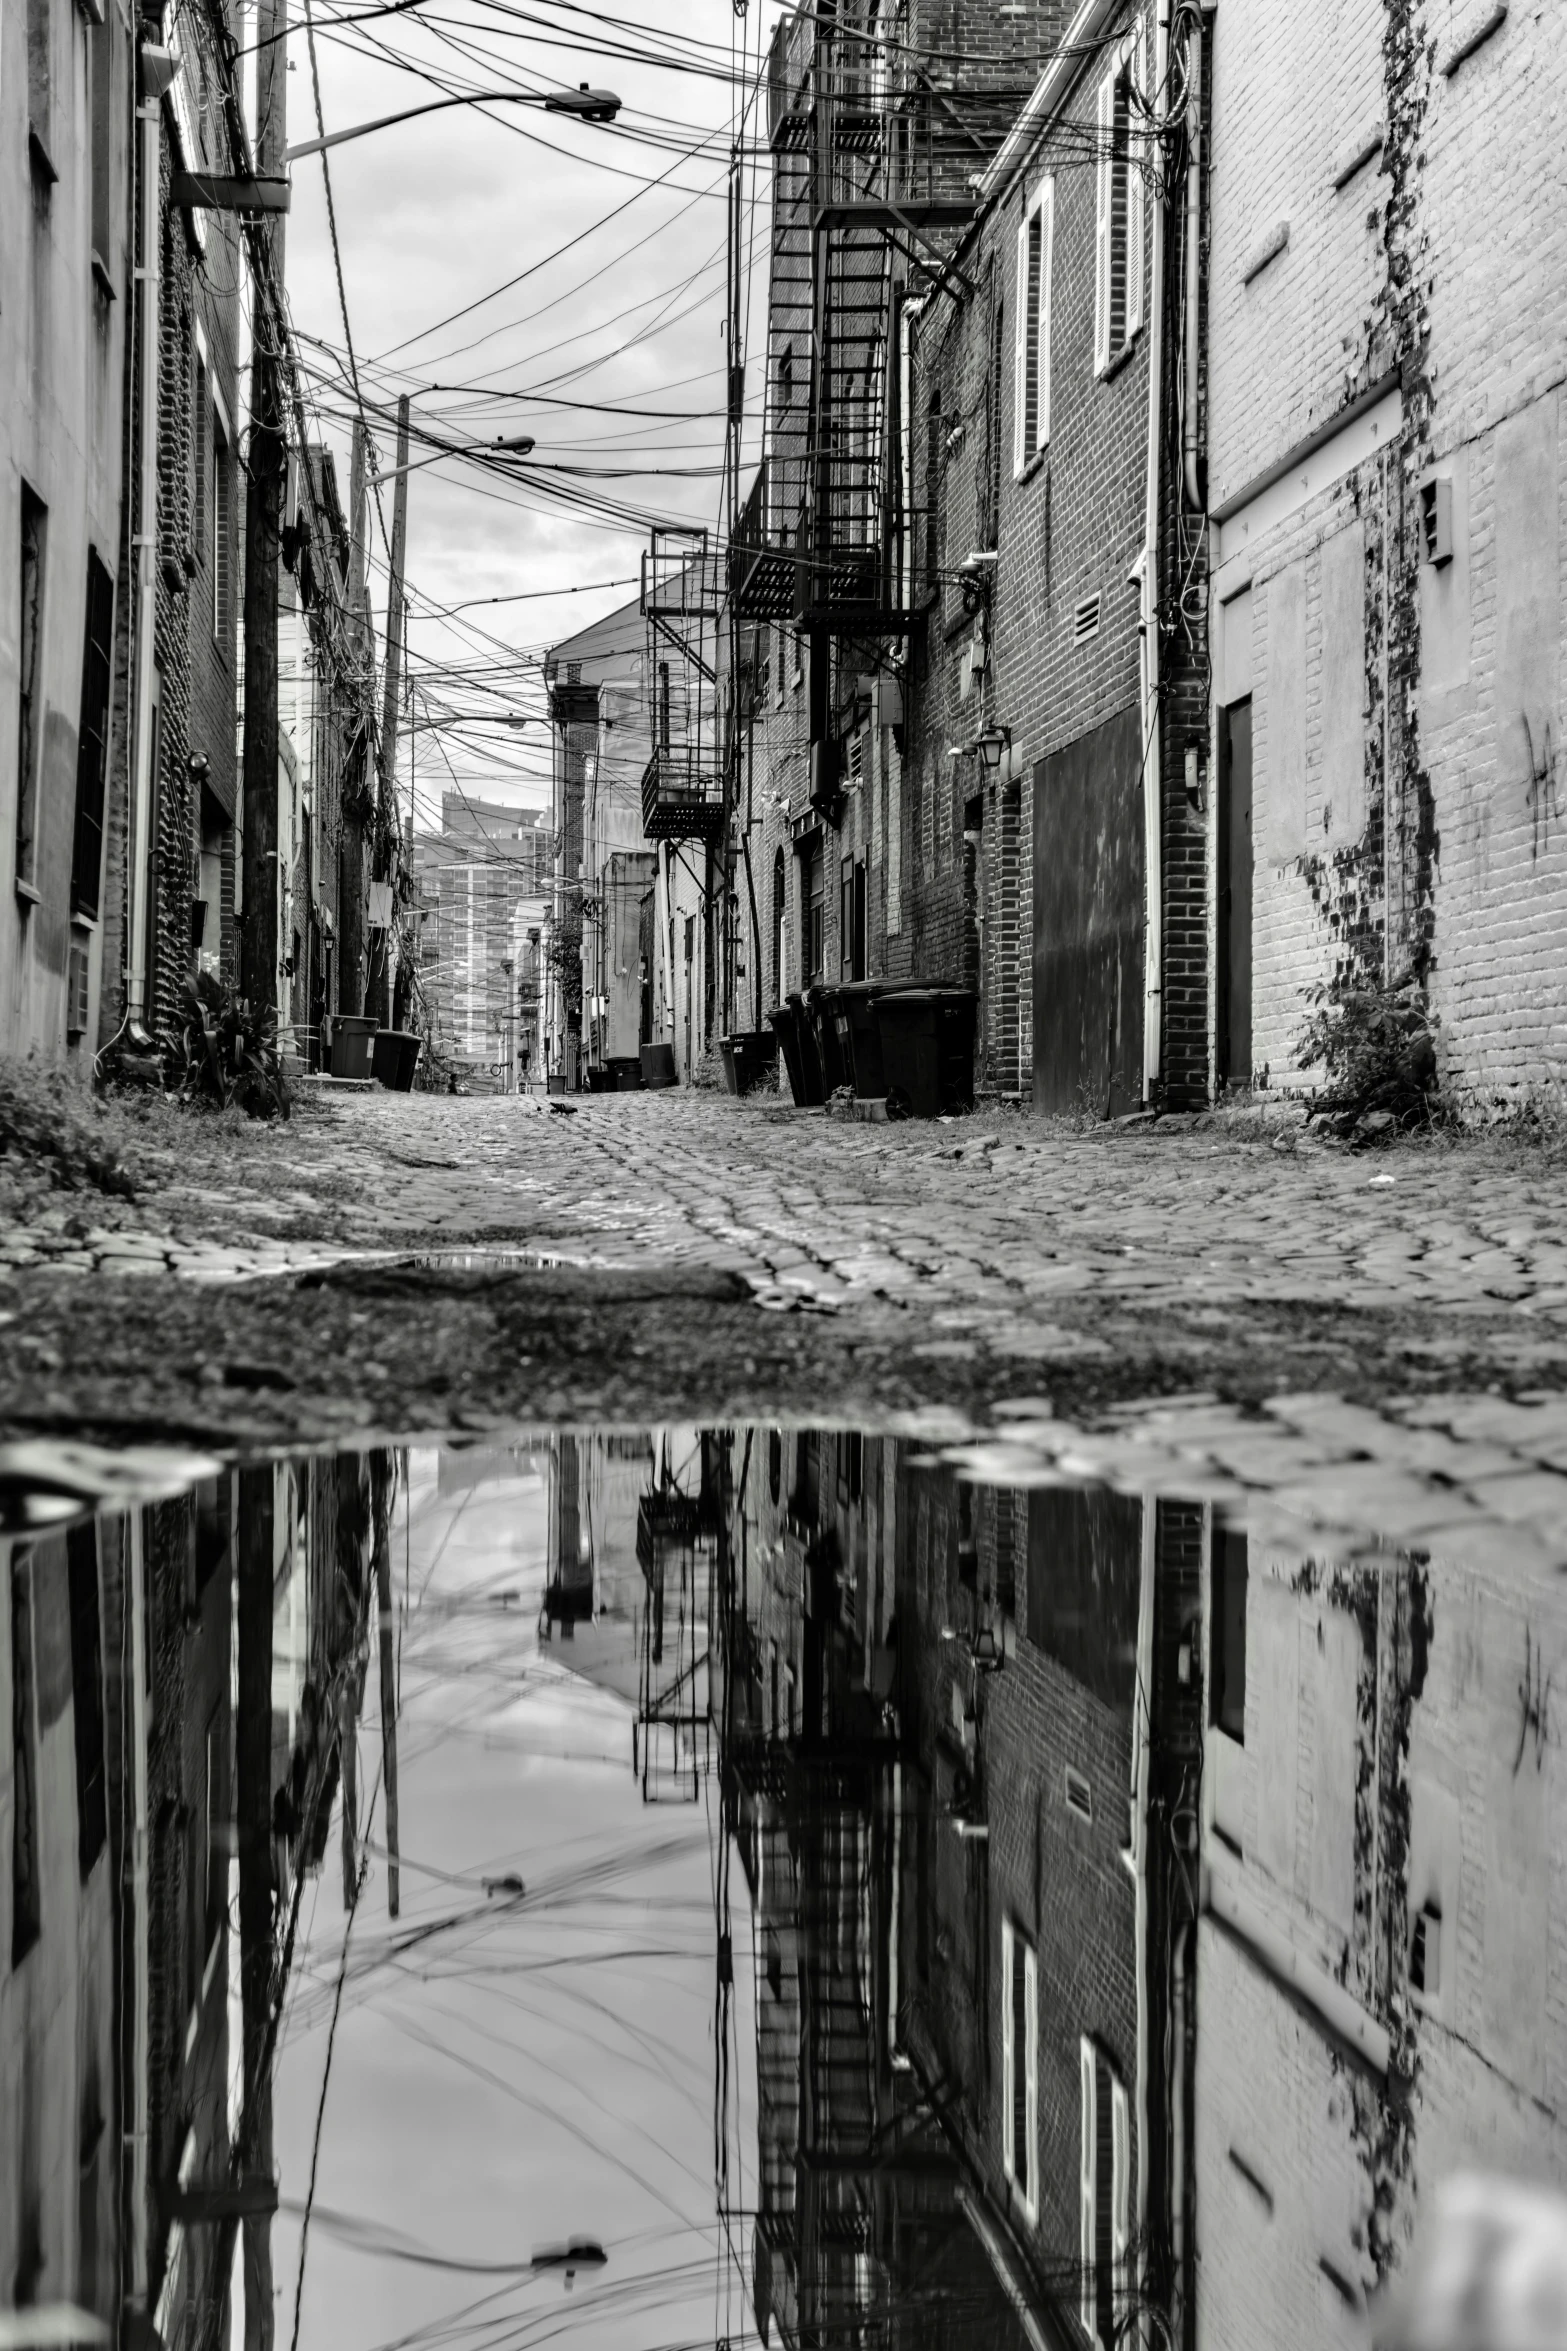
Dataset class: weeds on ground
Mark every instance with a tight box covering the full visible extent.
[0,1054,142,1211]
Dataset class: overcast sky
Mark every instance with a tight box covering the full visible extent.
[270,1445,759,2351]
[260,0,775,825]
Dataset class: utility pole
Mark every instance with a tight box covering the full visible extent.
[370,394,410,1028]
[374,1477,401,1918]
[341,421,370,1017]
[240,0,288,1018]
[236,1465,276,2351]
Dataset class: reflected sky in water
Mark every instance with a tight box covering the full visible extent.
[1,1425,1563,2350]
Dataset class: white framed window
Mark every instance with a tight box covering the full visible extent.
[1013,178,1055,474]
[1001,1917,1039,2223]
[1079,2038,1132,2347]
[1093,24,1146,377]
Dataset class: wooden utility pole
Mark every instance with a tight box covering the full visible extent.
[240,0,287,1018]
[340,422,371,1017]
[374,1471,401,1917]
[236,1464,276,2351]
[369,395,410,1027]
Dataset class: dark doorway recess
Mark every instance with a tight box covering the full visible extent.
[1218,697,1253,1091]
[1032,703,1144,1116]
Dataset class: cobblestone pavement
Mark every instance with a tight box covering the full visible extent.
[4,1087,1567,1570]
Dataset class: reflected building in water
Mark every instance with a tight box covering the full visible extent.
[0,1449,396,2347]
[707,1431,1567,2351]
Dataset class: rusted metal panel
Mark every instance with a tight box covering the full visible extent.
[1031,703,1144,1116]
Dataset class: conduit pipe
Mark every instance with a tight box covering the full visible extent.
[127,95,162,1037]
[1141,0,1171,1100]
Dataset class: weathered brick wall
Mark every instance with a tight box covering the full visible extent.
[1208,2,1567,1107]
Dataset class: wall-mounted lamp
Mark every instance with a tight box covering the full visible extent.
[974,725,1012,773]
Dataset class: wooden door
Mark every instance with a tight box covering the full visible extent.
[1218,699,1253,1090]
[1032,704,1144,1116]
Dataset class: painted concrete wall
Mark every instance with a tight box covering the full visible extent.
[0,0,131,1062]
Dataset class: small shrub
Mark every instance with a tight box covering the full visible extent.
[1296,968,1440,1138]
[165,973,291,1121]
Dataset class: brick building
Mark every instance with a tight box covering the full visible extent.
[416,791,549,1086]
[1204,1,1567,1107]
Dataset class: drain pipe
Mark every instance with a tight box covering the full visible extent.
[1182,11,1205,515]
[126,1511,151,2317]
[1140,0,1171,1103]
[126,82,164,1040]
[1170,1921,1192,2339]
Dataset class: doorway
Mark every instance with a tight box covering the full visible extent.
[1217,699,1253,1090]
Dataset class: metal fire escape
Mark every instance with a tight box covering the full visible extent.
[640,525,726,843]
[733,3,985,648]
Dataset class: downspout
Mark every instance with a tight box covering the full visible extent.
[126,1511,151,2315]
[1131,1494,1156,2346]
[127,93,162,1039]
[1170,1921,1192,2342]
[1181,13,1205,516]
[1141,0,1171,1102]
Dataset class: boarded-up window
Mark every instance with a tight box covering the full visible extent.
[1264,560,1307,860]
[1320,523,1367,847]
[72,550,116,918]
[1093,32,1144,376]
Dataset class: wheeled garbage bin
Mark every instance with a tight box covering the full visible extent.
[873,988,979,1117]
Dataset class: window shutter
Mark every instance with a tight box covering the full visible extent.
[1094,73,1114,375]
[1035,182,1054,451]
[1013,216,1031,477]
[1001,1920,1016,2180]
[1125,28,1146,336]
[1111,2072,1131,2308]
[1079,2037,1098,2339]
[1023,1944,1039,2216]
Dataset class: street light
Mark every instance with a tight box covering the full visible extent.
[374,433,536,483]
[286,83,621,161]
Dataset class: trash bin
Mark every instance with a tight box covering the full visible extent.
[720,1030,779,1097]
[585,1064,613,1093]
[640,1041,678,1088]
[806,985,850,1095]
[329,1014,377,1082]
[833,977,954,1099]
[781,994,826,1105]
[606,1055,642,1092]
[372,1029,422,1091]
[769,1002,820,1106]
[873,987,979,1117]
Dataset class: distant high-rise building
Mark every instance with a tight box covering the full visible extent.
[415,792,550,1082]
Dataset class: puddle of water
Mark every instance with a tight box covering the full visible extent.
[2,1425,1563,2349]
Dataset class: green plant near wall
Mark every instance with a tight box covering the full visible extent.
[165,973,291,1121]
[1296,967,1440,1137]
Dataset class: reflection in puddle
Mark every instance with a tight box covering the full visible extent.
[3,1428,1563,2347]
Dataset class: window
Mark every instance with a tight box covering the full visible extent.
[1211,1526,1248,1742]
[1001,1919,1038,2221]
[1093,31,1145,377]
[11,1553,41,1963]
[72,550,115,918]
[1079,2040,1130,2347]
[1013,180,1054,472]
[26,0,54,180]
[90,11,114,274]
[16,485,47,893]
[67,1523,107,1877]
[212,407,232,643]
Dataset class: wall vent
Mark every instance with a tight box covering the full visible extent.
[1064,1767,1093,1821]
[1410,1902,1442,1998]
[1419,475,1453,567]
[1073,593,1101,644]
[67,936,91,1040]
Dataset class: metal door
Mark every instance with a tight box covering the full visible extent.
[1032,704,1144,1116]
[1218,699,1253,1090]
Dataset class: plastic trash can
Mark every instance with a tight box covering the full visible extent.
[833,977,955,1099]
[372,1029,422,1090]
[873,988,979,1117]
[806,985,850,1095]
[721,1030,779,1097]
[329,1014,377,1082]
[640,1042,677,1088]
[783,994,827,1105]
